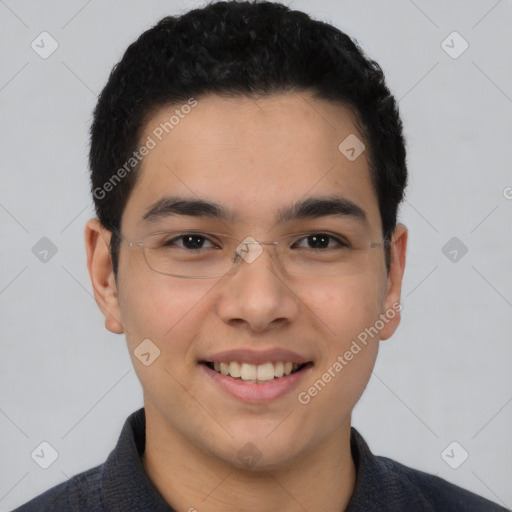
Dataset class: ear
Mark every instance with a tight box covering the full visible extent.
[380,223,408,340]
[84,218,124,334]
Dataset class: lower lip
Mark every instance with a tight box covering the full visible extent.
[200,363,313,403]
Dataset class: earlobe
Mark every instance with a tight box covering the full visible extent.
[84,218,124,334]
[380,223,408,341]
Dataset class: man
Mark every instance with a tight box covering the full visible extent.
[14,1,508,510]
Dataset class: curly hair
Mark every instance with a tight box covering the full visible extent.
[89,0,407,276]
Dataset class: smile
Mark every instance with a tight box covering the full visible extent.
[200,360,313,402]
[204,361,308,383]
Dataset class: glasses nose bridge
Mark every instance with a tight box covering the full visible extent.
[230,238,282,273]
[255,240,280,248]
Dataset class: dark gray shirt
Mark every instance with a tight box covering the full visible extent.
[13,408,508,511]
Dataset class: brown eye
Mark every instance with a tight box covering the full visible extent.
[292,233,348,250]
[162,233,216,250]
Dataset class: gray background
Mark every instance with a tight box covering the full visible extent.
[1,0,511,509]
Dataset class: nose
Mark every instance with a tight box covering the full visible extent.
[216,239,301,333]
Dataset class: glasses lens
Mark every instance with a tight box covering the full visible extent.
[143,231,236,278]
[277,233,382,277]
[140,230,384,278]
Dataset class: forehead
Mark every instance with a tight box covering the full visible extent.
[121,92,380,234]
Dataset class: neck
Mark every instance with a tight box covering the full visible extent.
[141,404,357,512]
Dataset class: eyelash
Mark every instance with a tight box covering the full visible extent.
[161,232,350,250]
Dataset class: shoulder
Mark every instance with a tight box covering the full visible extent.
[11,463,104,511]
[348,427,509,511]
[374,454,508,511]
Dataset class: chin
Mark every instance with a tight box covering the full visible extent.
[224,445,303,473]
[218,426,312,471]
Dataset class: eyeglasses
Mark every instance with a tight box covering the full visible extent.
[116,229,388,279]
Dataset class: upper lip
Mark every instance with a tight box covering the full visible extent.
[201,348,311,366]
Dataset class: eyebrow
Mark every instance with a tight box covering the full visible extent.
[141,195,368,225]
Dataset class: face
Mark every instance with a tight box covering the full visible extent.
[86,92,407,470]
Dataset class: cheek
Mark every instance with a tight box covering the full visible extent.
[294,280,383,429]
[117,268,209,355]
[117,276,211,405]
[295,275,385,346]
[297,275,386,401]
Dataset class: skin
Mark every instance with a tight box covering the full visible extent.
[85,92,407,512]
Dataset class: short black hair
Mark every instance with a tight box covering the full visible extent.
[89,0,407,277]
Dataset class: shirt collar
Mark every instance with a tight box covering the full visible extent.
[99,407,382,511]
[99,407,176,511]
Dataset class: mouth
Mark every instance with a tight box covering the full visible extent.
[201,360,312,383]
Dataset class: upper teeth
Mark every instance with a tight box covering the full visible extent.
[212,361,299,381]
